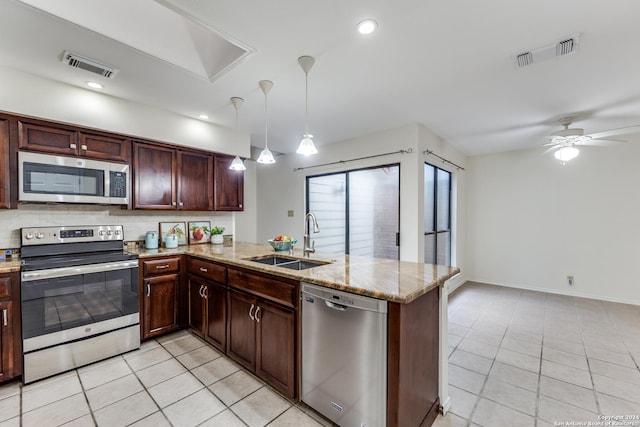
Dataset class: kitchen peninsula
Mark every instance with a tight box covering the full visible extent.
[137,241,460,427]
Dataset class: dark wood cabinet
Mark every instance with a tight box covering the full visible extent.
[214,155,244,211]
[0,118,12,209]
[255,298,295,397]
[18,121,129,162]
[0,272,21,383]
[133,143,176,209]
[179,151,214,211]
[133,142,214,211]
[140,256,182,340]
[227,268,297,399]
[187,258,227,352]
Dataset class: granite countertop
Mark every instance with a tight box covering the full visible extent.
[0,258,20,274]
[132,242,460,304]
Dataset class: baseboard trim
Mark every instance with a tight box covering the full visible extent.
[467,278,640,307]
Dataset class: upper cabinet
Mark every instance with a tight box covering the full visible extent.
[0,118,12,209]
[214,155,244,211]
[18,120,130,162]
[133,142,213,211]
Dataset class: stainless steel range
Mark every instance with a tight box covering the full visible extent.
[20,225,140,383]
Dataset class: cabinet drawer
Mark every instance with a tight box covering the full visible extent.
[142,257,180,275]
[228,269,296,308]
[188,258,226,283]
[0,276,11,299]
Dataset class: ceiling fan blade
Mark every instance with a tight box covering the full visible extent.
[542,141,558,147]
[542,145,559,155]
[582,138,625,147]
[587,125,640,140]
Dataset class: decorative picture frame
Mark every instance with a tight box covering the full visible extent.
[188,221,211,245]
[159,222,187,246]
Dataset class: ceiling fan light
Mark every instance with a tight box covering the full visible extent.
[554,146,580,162]
[257,148,276,164]
[296,135,318,156]
[229,155,246,171]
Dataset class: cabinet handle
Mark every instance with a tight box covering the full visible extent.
[155,264,170,270]
[179,201,184,207]
[249,304,255,321]
[172,201,176,207]
[70,143,77,149]
[203,286,208,299]
[255,306,261,323]
[198,284,204,298]
[199,267,208,273]
[81,145,88,151]
[2,309,7,326]
[239,204,242,208]
[146,284,151,297]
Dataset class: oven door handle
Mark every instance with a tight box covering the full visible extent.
[21,260,139,282]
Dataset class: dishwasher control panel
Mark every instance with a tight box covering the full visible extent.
[301,282,387,313]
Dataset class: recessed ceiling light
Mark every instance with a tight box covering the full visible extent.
[198,114,209,120]
[357,19,377,35]
[86,81,103,89]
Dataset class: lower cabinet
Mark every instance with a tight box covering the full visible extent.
[227,269,297,399]
[140,256,183,340]
[0,272,20,383]
[187,257,227,352]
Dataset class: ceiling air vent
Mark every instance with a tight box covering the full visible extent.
[516,52,533,68]
[62,51,119,78]
[512,34,580,68]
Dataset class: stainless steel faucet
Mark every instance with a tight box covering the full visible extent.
[303,212,320,257]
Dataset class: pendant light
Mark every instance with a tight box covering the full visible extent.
[229,97,247,171]
[257,80,276,164]
[296,55,318,156]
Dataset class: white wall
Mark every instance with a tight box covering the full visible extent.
[466,142,640,305]
[256,124,468,289]
[0,66,250,157]
[234,160,258,243]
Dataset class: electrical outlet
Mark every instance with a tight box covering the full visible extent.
[567,275,574,286]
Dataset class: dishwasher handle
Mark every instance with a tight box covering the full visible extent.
[325,300,347,311]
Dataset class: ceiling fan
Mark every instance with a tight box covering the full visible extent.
[544,117,640,163]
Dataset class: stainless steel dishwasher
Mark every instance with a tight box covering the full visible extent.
[301,283,387,427]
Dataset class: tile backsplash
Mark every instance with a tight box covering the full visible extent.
[0,204,234,248]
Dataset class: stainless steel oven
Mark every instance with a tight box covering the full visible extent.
[20,225,139,383]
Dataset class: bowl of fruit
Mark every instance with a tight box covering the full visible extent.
[268,235,297,252]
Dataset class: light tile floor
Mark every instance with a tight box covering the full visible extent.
[0,330,332,427]
[3,282,640,427]
[433,282,640,427]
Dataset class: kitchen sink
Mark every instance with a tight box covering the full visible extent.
[245,255,331,270]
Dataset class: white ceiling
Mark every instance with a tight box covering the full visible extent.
[2,0,640,156]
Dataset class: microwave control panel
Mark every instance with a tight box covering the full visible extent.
[109,171,127,198]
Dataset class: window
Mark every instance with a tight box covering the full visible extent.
[424,163,451,265]
[306,164,400,259]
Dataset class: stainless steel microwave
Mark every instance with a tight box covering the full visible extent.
[18,151,129,205]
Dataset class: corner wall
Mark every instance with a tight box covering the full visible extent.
[466,142,640,305]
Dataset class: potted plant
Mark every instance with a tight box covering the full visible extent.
[210,226,225,244]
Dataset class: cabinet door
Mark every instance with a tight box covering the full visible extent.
[178,151,213,211]
[78,132,130,162]
[256,299,296,399]
[188,276,205,337]
[214,155,244,211]
[133,143,176,209]
[205,281,226,352]
[0,301,14,382]
[0,118,11,209]
[226,289,256,371]
[18,121,78,156]
[143,274,179,339]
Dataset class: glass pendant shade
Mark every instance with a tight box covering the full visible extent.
[228,97,246,171]
[257,148,276,164]
[296,134,318,156]
[554,146,579,162]
[229,155,246,170]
